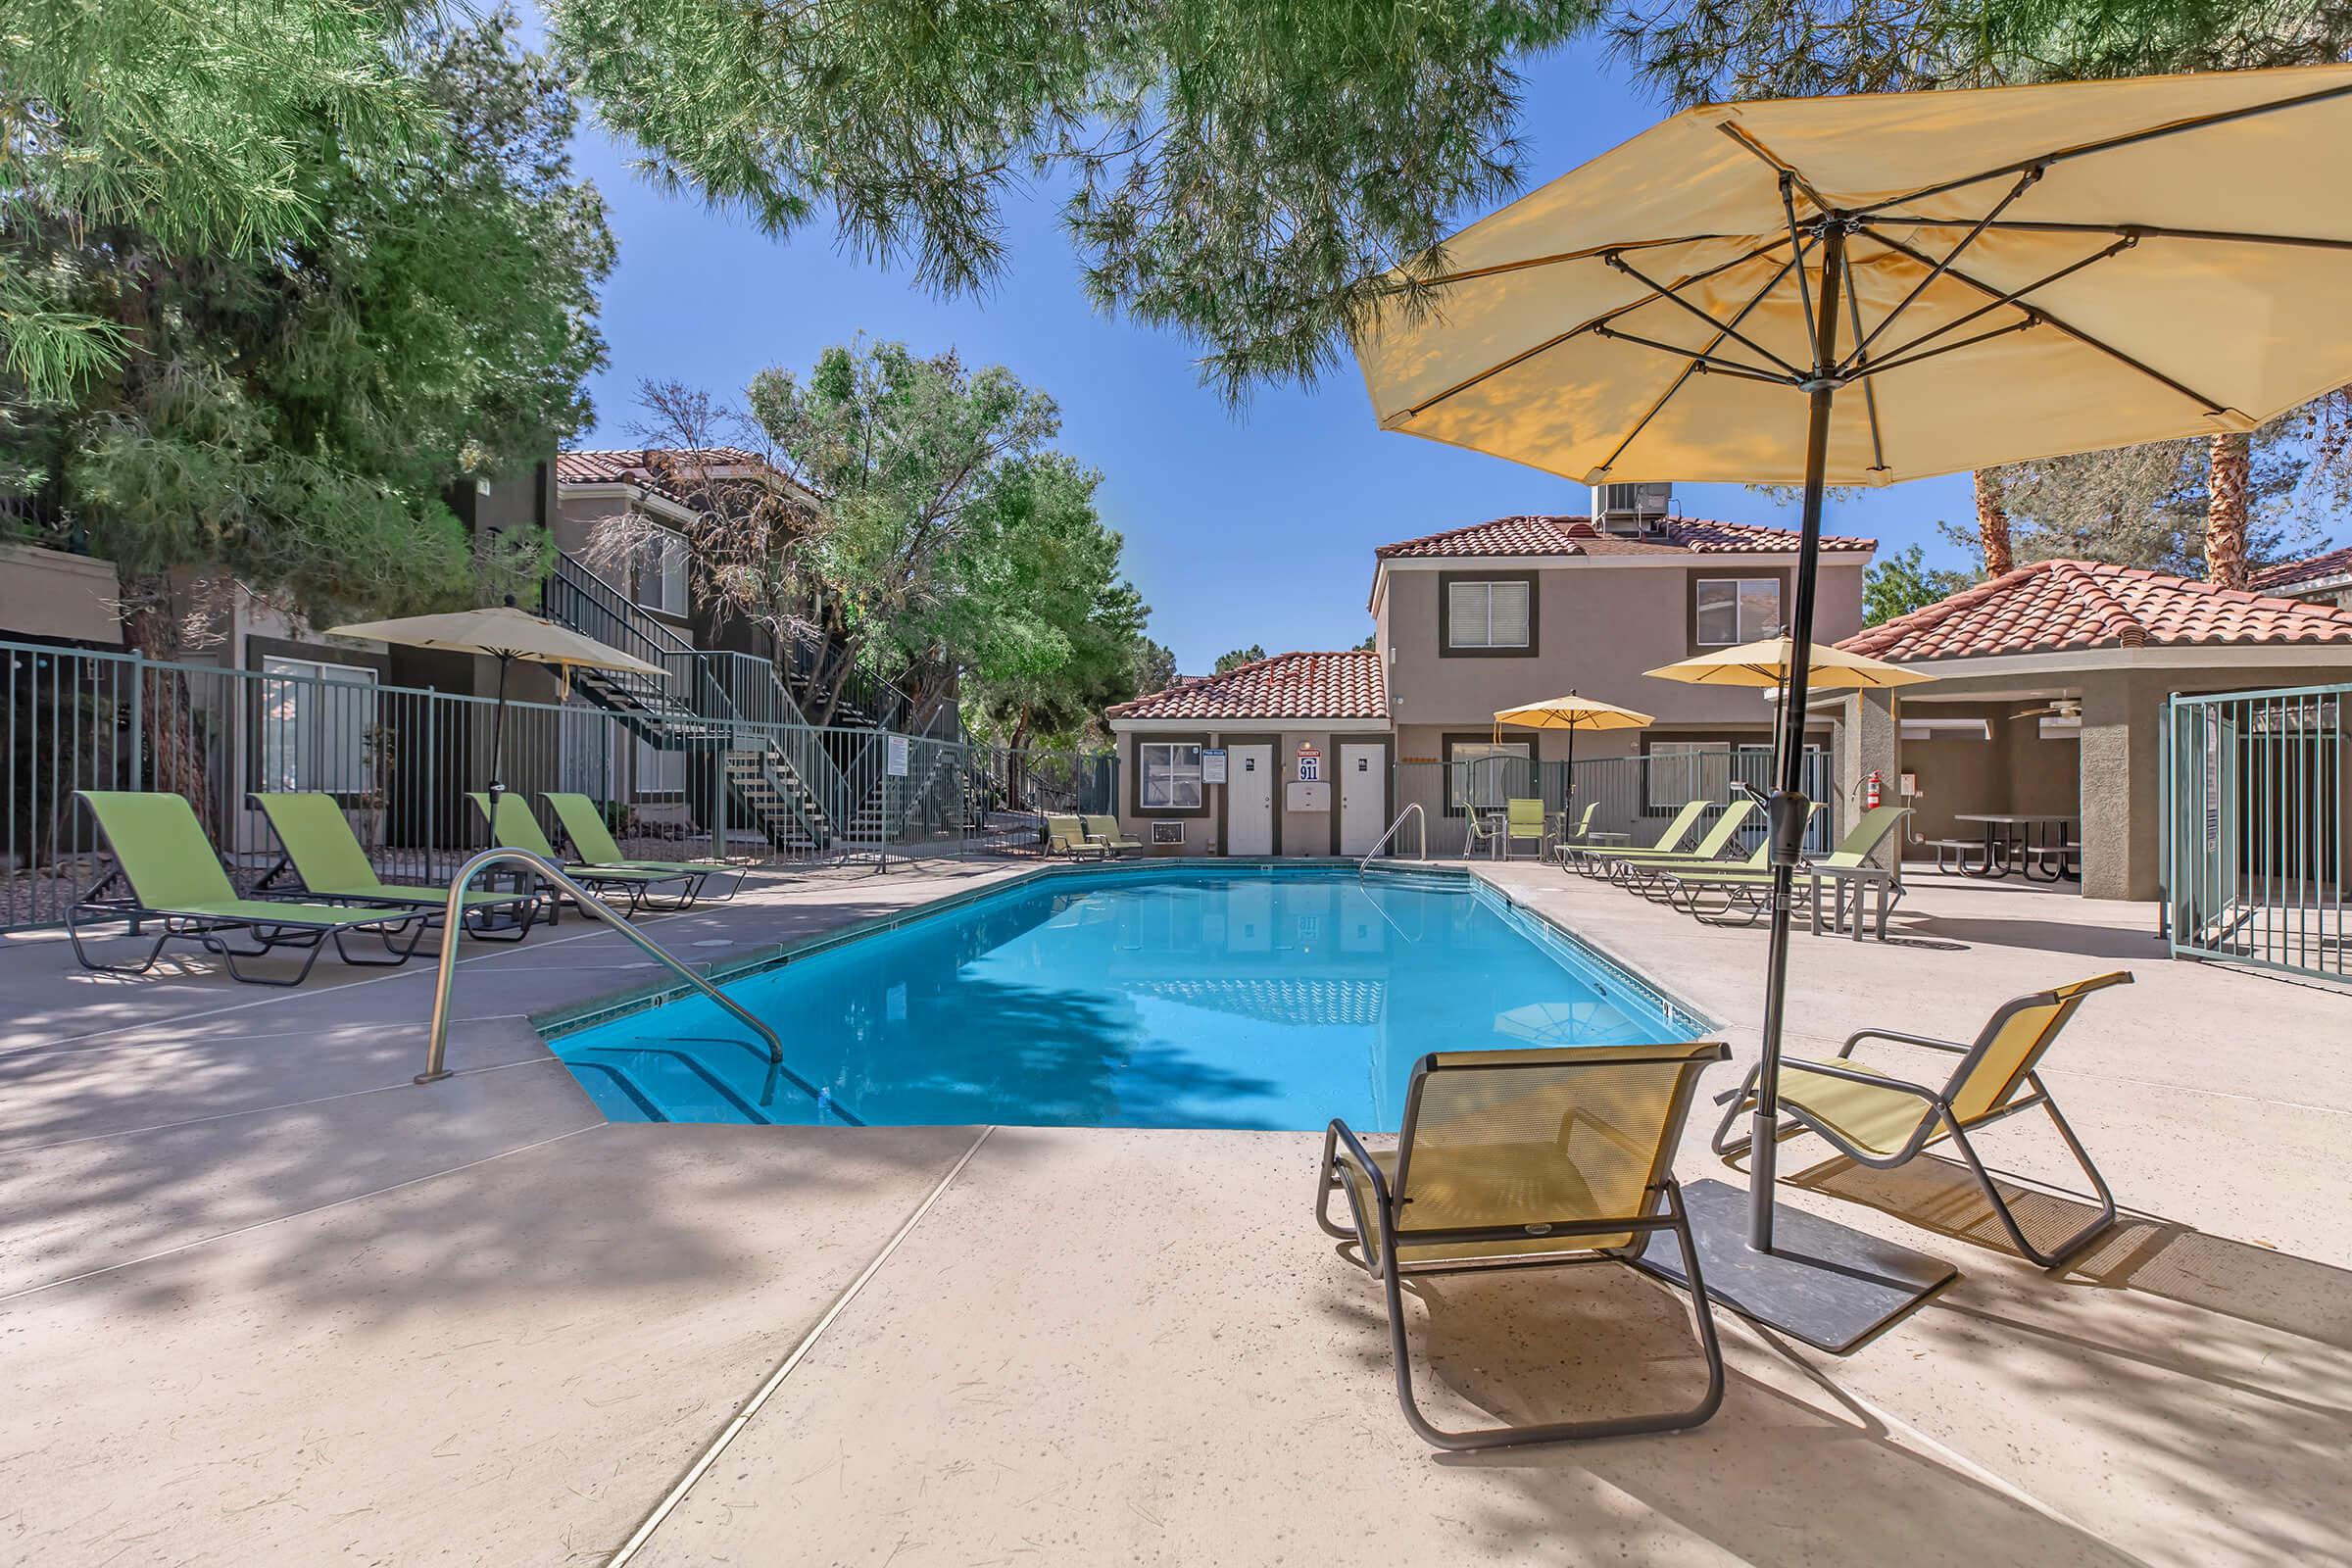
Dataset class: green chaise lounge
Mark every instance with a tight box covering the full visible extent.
[1317,1039,1733,1448]
[543,792,749,904]
[1712,972,2132,1267]
[1592,800,1757,884]
[1656,805,1913,935]
[466,793,700,913]
[1082,814,1144,857]
[68,790,429,986]
[1562,798,1708,877]
[1615,802,1821,900]
[1046,814,1108,859]
[1548,801,1601,862]
[250,791,544,942]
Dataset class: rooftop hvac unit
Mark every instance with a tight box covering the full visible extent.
[1590,480,1672,533]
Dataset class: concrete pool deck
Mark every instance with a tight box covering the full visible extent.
[0,857,2345,1564]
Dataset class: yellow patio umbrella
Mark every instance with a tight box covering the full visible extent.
[1492,691,1653,809]
[1350,64,2352,1347]
[328,598,663,803]
[1645,636,1932,690]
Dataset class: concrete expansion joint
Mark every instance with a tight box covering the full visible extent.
[607,1123,1000,1568]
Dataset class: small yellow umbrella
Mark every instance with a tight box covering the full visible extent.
[329,599,663,801]
[1492,691,1653,811]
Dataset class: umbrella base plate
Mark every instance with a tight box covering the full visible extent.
[1634,1179,1955,1354]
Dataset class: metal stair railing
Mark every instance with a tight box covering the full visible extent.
[1358,804,1427,873]
[416,850,818,1102]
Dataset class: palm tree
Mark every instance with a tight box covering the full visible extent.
[2206,432,2252,590]
[1973,470,2014,576]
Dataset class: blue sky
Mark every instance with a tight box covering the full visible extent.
[561,36,1978,671]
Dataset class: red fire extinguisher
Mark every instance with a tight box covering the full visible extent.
[1865,769,1883,809]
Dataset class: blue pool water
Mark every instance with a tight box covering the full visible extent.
[552,867,1696,1132]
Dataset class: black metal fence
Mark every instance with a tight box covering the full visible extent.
[0,638,1116,929]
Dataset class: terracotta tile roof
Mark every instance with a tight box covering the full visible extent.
[1107,650,1387,723]
[1374,514,1876,560]
[1839,559,2352,662]
[2253,544,2352,594]
[558,448,798,511]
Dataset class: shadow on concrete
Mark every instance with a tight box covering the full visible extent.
[1312,1250,2149,1566]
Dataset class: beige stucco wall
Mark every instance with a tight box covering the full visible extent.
[1376,557,1868,731]
[0,544,122,646]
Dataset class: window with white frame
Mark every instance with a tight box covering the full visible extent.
[259,656,378,794]
[1138,742,1204,809]
[1693,577,1782,646]
[635,529,689,615]
[1446,579,1532,650]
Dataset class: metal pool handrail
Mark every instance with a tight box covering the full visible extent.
[416,848,785,1087]
[1359,803,1426,873]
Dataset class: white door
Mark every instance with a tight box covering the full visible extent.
[1227,744,1274,856]
[1340,743,1386,856]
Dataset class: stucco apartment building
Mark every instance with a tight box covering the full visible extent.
[1106,491,1876,858]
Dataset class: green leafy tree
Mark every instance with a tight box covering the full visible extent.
[1214,644,1268,674]
[547,0,1603,402]
[743,340,1152,734]
[1862,545,1973,625]
[2,5,612,648]
[1130,636,1179,700]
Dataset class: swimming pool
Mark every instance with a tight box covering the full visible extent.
[548,865,1701,1132]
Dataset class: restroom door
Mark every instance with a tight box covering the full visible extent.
[1227,744,1274,856]
[1339,742,1386,856]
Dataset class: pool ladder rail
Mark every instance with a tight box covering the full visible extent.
[1359,803,1427,874]
[415,849,821,1108]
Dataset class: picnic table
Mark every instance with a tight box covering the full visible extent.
[1952,813,2079,882]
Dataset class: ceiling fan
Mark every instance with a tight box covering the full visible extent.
[2014,697,2082,721]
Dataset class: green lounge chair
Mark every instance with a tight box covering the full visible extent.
[1712,972,2132,1267]
[1594,800,1757,883]
[1046,814,1108,859]
[67,791,428,986]
[1082,814,1144,857]
[543,792,748,904]
[1502,797,1549,860]
[1563,798,1708,876]
[1655,805,1913,932]
[1317,1039,1732,1449]
[1616,802,1822,900]
[466,793,699,913]
[1548,801,1600,863]
[250,791,543,942]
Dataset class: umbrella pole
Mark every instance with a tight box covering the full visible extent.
[1746,224,1849,1252]
[486,653,512,808]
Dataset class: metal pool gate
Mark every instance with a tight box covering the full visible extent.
[2163,682,2347,980]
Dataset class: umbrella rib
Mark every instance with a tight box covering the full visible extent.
[1858,218,2352,252]
[1716,122,1835,218]
[1844,231,2134,371]
[1862,228,2232,416]
[1850,77,2352,219]
[1594,252,1804,475]
[1848,167,2042,360]
[1606,251,1807,379]
[1847,316,2045,381]
[1410,233,1747,288]
[1394,237,1794,420]
[1836,242,1890,476]
[1592,324,1798,385]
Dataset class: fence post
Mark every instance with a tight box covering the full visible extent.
[126,646,143,790]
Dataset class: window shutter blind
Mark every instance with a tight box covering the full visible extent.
[1489,582,1530,647]
[1447,581,1490,647]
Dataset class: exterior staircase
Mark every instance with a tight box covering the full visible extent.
[843,741,963,844]
[541,554,840,852]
